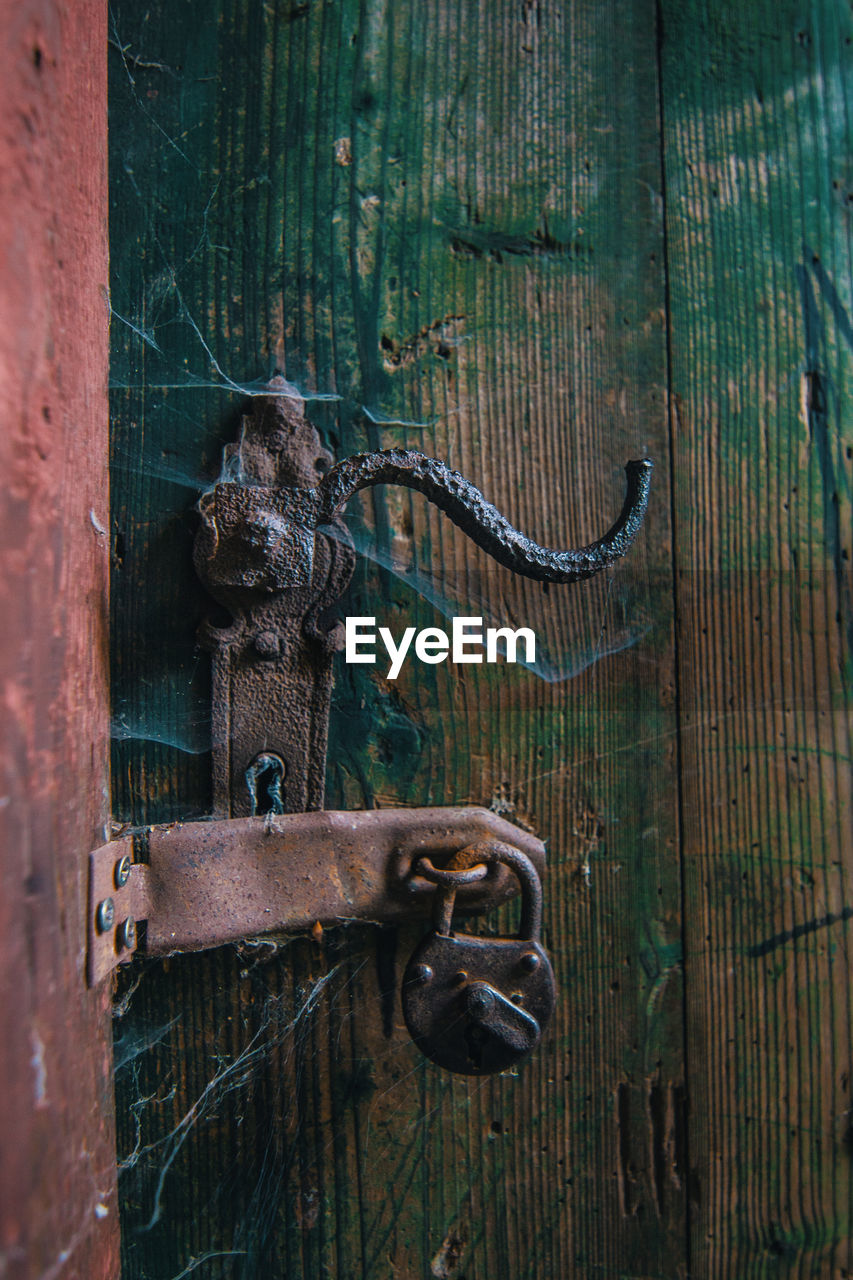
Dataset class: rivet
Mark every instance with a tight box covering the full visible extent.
[412,963,434,984]
[519,951,540,972]
[254,630,282,659]
[114,854,132,889]
[467,986,496,1020]
[117,917,137,950]
[95,898,115,934]
[454,969,469,985]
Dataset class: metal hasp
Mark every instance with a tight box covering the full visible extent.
[87,807,545,985]
[194,376,653,817]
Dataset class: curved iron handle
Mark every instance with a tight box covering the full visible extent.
[317,448,651,583]
[193,383,652,822]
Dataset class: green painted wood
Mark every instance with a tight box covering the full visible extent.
[660,2,853,1275]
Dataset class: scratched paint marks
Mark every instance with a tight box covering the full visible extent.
[661,1,853,1273]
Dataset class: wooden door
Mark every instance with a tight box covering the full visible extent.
[107,2,851,1277]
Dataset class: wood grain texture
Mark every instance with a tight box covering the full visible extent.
[660,1,853,1275]
[0,2,118,1276]
[109,1,681,1276]
[108,0,853,1275]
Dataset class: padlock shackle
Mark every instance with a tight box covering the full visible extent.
[432,840,543,941]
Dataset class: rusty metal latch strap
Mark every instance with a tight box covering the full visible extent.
[87,807,545,985]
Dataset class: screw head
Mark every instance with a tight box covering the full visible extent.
[519,951,540,973]
[95,898,115,934]
[114,854,132,888]
[411,963,434,984]
[117,917,137,950]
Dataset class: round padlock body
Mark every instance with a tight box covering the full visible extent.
[402,933,556,1075]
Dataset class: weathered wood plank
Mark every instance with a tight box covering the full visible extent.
[110,1,681,1276]
[660,1,853,1274]
[0,2,118,1276]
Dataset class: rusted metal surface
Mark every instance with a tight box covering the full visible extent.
[416,840,545,937]
[402,843,556,1075]
[87,808,545,982]
[318,450,653,583]
[194,378,356,816]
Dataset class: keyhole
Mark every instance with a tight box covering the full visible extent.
[245,752,286,815]
[464,1022,491,1071]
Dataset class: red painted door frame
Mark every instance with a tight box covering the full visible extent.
[0,2,119,1275]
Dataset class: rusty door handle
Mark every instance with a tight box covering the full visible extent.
[195,428,651,598]
[193,380,652,816]
[316,448,652,583]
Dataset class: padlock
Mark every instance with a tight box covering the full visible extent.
[401,840,556,1075]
